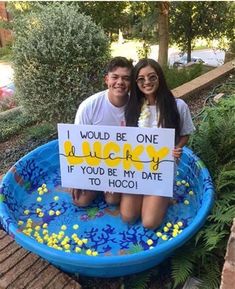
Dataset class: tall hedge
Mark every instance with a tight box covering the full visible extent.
[13,4,110,123]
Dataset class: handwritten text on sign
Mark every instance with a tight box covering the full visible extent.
[58,124,175,197]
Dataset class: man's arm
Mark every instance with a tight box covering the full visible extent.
[74,100,92,125]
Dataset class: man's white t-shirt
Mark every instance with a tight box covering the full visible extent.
[75,90,126,126]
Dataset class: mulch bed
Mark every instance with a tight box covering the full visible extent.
[0,134,58,175]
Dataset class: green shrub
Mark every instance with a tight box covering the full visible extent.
[0,110,36,142]
[164,64,203,89]
[228,40,235,53]
[13,4,110,123]
[170,96,235,288]
[0,109,56,146]
[0,42,12,62]
[190,96,235,177]
[24,122,56,141]
[137,42,151,59]
[0,107,22,122]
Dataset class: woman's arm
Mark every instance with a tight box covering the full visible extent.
[173,135,189,158]
[176,135,189,148]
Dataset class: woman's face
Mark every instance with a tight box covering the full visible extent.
[136,65,159,98]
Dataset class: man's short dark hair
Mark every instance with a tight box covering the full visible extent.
[106,56,133,73]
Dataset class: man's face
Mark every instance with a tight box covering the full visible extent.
[105,67,131,105]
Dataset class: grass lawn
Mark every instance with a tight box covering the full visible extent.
[111,40,143,62]
[111,40,183,65]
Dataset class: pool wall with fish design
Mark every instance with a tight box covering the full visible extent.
[0,140,214,277]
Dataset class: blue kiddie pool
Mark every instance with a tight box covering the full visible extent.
[0,140,214,277]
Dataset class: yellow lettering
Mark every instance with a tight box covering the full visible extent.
[64,140,83,165]
[82,141,102,166]
[64,140,170,172]
[123,144,144,171]
[103,142,121,167]
[146,145,170,171]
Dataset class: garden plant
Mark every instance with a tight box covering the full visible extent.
[12,4,110,124]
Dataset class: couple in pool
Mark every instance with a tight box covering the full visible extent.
[71,56,195,230]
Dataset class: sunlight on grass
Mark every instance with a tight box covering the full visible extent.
[111,40,142,62]
[111,40,180,65]
[111,40,161,63]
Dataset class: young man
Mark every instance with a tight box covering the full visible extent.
[71,56,133,207]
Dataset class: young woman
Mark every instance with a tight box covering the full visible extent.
[120,58,195,230]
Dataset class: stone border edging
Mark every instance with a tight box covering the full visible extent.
[172,59,235,99]
[220,218,235,289]
[0,106,22,121]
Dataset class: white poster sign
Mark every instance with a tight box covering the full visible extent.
[58,124,175,197]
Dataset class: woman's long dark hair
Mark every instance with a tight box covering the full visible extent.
[125,59,181,141]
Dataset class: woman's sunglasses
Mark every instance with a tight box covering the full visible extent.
[136,74,159,85]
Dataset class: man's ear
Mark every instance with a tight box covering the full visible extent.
[104,74,109,86]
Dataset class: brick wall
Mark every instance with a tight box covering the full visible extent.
[0,2,12,47]
[220,218,235,289]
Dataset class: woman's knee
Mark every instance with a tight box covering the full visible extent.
[142,215,163,230]
[141,196,169,230]
[119,194,142,224]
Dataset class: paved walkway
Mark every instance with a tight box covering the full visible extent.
[0,62,13,87]
[0,229,82,289]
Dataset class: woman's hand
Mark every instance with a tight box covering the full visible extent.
[172,147,182,159]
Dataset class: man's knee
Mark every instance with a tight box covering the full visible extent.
[73,190,97,207]
[74,198,92,207]
[104,193,121,205]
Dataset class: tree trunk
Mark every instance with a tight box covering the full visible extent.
[158,2,169,67]
[187,38,192,63]
[186,16,192,62]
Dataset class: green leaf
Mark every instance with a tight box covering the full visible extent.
[124,271,152,289]
[171,253,194,288]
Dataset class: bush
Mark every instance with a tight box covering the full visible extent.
[190,96,235,177]
[13,4,110,123]
[170,96,235,288]
[0,110,36,142]
[164,64,203,89]
[24,122,56,141]
[0,41,12,62]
